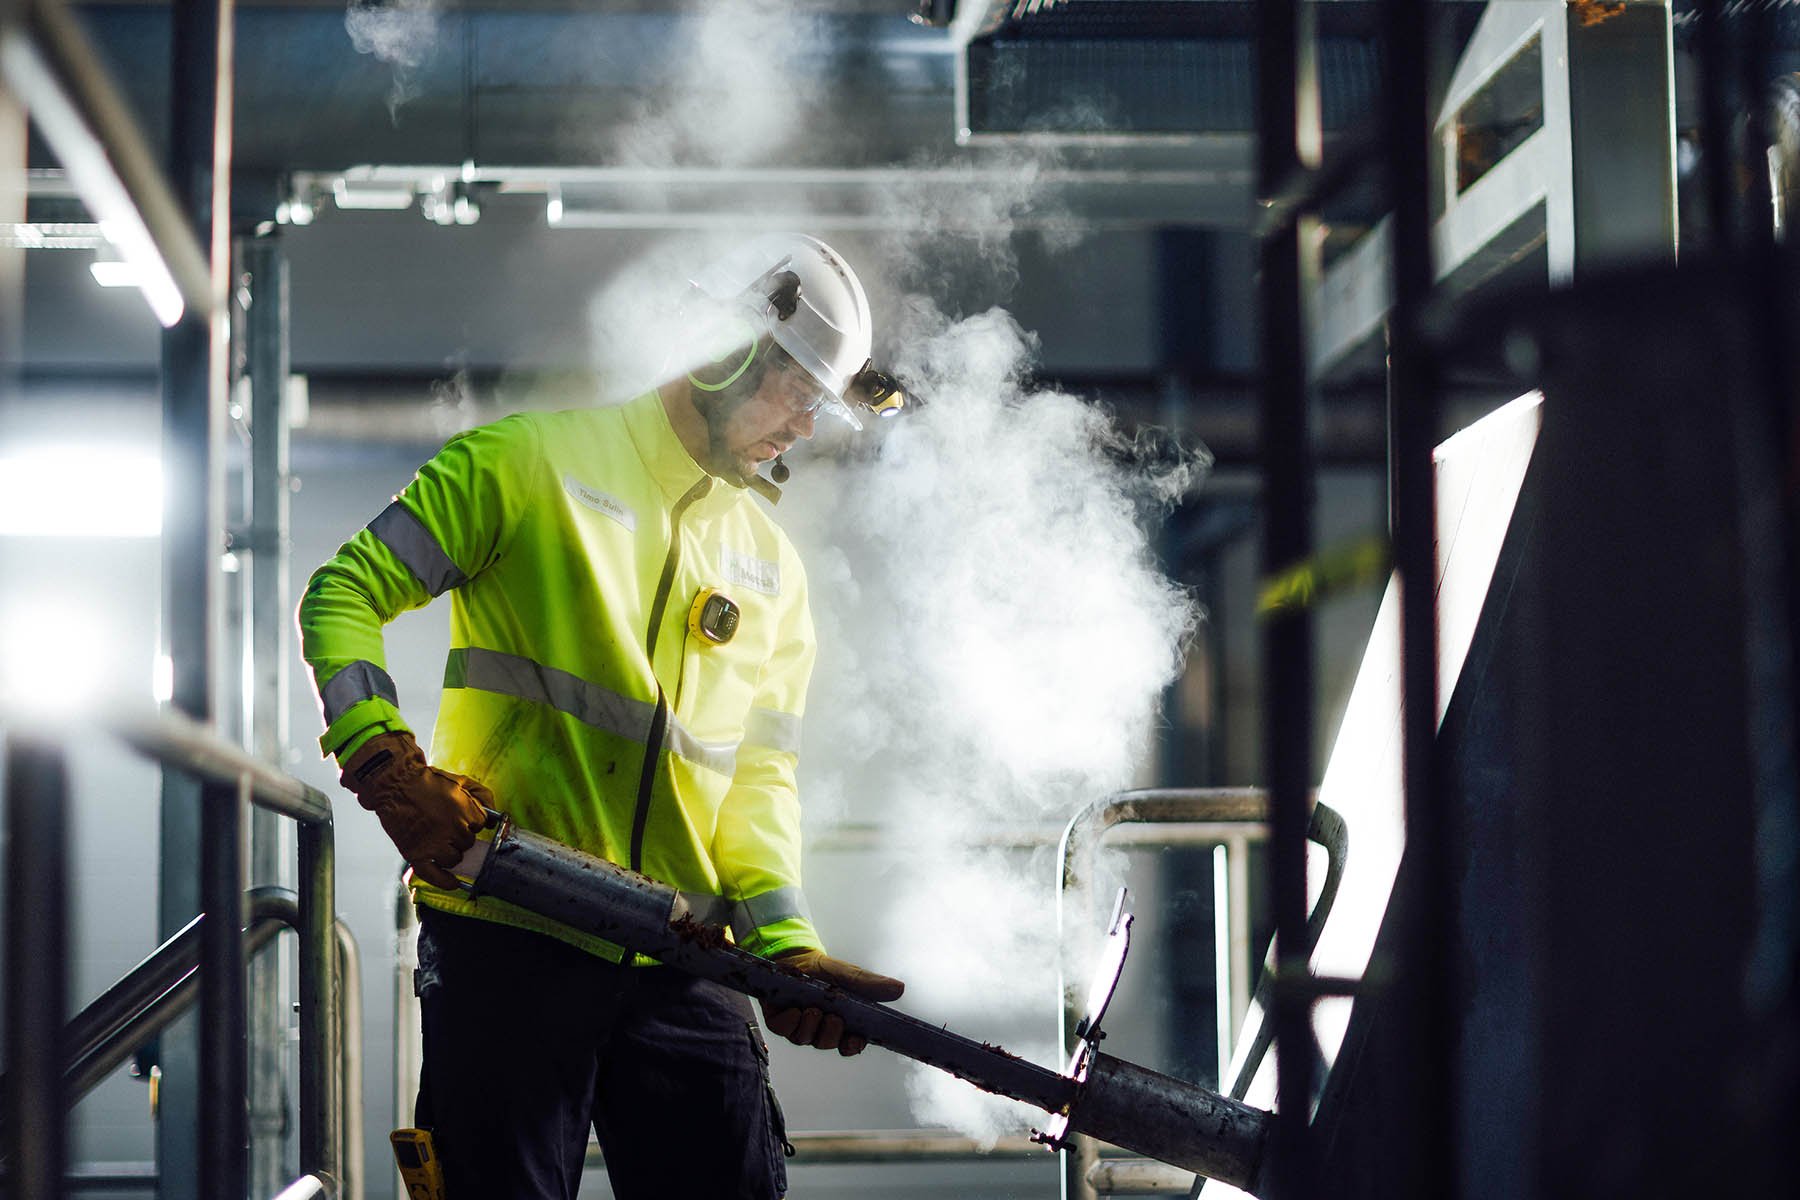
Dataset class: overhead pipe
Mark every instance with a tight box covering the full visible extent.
[453,818,1272,1193]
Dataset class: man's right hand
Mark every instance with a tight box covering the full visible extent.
[760,949,905,1057]
[338,731,491,890]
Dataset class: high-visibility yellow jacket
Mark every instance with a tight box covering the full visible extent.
[298,391,822,962]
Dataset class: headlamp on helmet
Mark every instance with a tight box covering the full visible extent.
[848,360,907,419]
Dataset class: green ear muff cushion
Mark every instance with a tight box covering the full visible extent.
[689,315,759,392]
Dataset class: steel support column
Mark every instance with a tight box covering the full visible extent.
[1255,1,1321,1196]
[2,736,71,1200]
[243,232,294,1199]
[156,0,233,1193]
[1381,0,1450,1197]
[198,774,248,1199]
[298,817,342,1193]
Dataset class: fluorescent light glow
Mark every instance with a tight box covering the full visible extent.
[0,599,112,715]
[89,258,141,287]
[332,177,416,210]
[0,34,186,326]
[546,189,564,225]
[0,445,162,537]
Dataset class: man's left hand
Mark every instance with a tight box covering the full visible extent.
[760,949,904,1057]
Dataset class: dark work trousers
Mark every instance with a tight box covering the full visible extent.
[413,906,792,1200]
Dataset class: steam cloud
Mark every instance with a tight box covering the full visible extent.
[612,0,827,168]
[776,303,1204,1138]
[345,0,441,121]
[578,0,1206,1144]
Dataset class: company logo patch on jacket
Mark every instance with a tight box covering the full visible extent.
[563,475,636,533]
[720,546,780,596]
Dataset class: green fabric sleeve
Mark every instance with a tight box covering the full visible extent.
[713,546,823,955]
[299,415,540,758]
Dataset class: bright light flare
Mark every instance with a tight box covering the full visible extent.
[89,258,140,287]
[0,445,162,537]
[0,599,112,715]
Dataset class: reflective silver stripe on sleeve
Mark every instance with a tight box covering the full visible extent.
[319,660,398,725]
[730,886,813,944]
[369,501,468,596]
[444,647,739,777]
[664,723,739,779]
[672,891,733,929]
[743,706,802,755]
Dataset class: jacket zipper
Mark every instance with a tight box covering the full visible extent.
[630,476,711,873]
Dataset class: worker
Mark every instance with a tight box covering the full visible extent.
[299,234,907,1199]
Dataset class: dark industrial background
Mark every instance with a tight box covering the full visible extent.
[3,1,1798,1198]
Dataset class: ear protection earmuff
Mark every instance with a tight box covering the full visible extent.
[687,269,804,393]
[687,313,761,393]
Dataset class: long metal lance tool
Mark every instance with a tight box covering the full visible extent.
[450,816,1271,1193]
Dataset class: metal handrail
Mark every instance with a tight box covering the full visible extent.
[62,889,298,1101]
[110,708,331,824]
[109,707,343,1199]
[1055,789,1272,1200]
[1224,801,1348,1104]
[335,921,365,1200]
[1053,788,1347,1200]
[6,886,364,1200]
[0,712,343,1199]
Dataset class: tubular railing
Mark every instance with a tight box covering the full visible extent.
[4,889,365,1200]
[1,709,346,1199]
[1054,788,1334,1200]
[63,889,298,1102]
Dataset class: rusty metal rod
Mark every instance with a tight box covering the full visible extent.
[456,820,1270,1191]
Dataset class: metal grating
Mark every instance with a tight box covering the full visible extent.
[966,35,1381,134]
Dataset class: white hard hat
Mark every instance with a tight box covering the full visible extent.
[688,234,875,429]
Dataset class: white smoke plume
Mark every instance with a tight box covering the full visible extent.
[582,234,753,403]
[776,302,1205,1134]
[906,1043,1060,1151]
[612,0,827,168]
[869,148,1084,303]
[427,367,481,438]
[345,0,441,122]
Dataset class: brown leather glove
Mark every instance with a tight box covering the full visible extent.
[338,731,491,890]
[759,948,904,1057]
